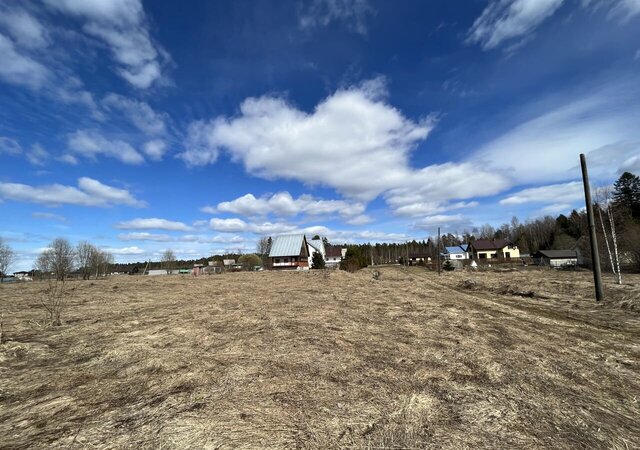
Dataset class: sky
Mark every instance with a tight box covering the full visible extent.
[1,0,640,270]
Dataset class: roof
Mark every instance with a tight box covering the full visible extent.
[325,245,343,258]
[535,250,577,259]
[307,237,325,254]
[269,234,307,257]
[472,239,512,250]
[444,245,469,254]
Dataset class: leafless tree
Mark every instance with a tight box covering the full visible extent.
[0,237,15,282]
[89,249,113,279]
[37,238,75,281]
[161,249,176,274]
[595,187,622,284]
[76,241,97,280]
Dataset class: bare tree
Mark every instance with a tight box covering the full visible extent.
[161,249,176,274]
[76,241,98,280]
[0,237,15,282]
[89,249,113,279]
[595,187,622,284]
[37,238,75,281]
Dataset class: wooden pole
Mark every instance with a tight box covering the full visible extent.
[437,227,441,275]
[580,153,604,301]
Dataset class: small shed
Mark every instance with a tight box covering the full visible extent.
[533,250,578,268]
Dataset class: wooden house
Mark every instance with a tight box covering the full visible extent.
[269,234,310,270]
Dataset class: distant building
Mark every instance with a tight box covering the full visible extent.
[443,245,470,260]
[532,250,578,268]
[325,244,346,267]
[307,237,326,267]
[13,270,34,281]
[269,234,311,270]
[408,252,431,265]
[470,239,520,260]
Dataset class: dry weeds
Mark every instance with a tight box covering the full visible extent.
[0,267,639,449]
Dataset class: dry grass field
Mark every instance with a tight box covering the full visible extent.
[1,267,639,449]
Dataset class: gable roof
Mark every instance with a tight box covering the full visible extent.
[535,250,577,259]
[471,239,512,251]
[307,237,325,254]
[444,245,469,254]
[325,245,343,258]
[269,234,307,257]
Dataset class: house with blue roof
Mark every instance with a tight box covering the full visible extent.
[443,245,470,261]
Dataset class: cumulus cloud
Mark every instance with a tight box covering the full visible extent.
[67,130,145,165]
[102,246,145,255]
[211,192,366,218]
[468,0,565,50]
[44,0,167,89]
[500,181,584,205]
[176,78,432,193]
[412,214,474,233]
[299,0,375,35]
[115,218,192,231]
[209,218,298,235]
[0,177,145,207]
[142,140,168,161]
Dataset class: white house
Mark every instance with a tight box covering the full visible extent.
[443,245,470,260]
[307,237,326,267]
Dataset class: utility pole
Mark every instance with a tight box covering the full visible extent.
[437,227,441,275]
[580,153,604,301]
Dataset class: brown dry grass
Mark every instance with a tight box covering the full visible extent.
[0,267,639,449]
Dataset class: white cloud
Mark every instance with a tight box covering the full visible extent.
[472,81,640,184]
[179,79,429,198]
[67,130,145,165]
[142,140,167,161]
[0,33,50,89]
[31,212,66,222]
[118,232,171,242]
[345,214,373,225]
[390,199,479,217]
[179,120,221,167]
[209,218,297,235]
[25,143,50,166]
[0,137,22,155]
[412,214,474,233]
[102,93,167,135]
[299,0,375,35]
[211,192,366,218]
[535,203,573,216]
[500,181,584,205]
[609,0,640,21]
[44,0,167,89]
[0,177,145,207]
[115,218,192,231]
[181,79,510,211]
[0,6,49,49]
[102,246,145,255]
[468,0,565,50]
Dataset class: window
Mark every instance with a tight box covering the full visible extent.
[479,253,487,259]
[275,259,280,263]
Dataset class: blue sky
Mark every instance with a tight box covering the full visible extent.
[1,0,639,270]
